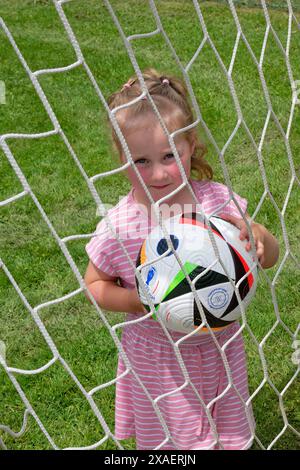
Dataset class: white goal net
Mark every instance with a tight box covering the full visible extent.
[0,0,299,450]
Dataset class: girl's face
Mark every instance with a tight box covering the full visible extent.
[121,115,195,205]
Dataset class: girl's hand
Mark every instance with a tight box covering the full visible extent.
[221,214,266,265]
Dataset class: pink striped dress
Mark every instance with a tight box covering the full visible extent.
[86,179,256,450]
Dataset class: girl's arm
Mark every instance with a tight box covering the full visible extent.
[222,213,279,269]
[84,260,145,313]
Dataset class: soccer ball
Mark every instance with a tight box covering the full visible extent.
[135,212,258,335]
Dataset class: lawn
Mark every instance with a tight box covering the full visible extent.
[0,0,299,450]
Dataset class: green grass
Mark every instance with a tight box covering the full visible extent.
[0,0,299,450]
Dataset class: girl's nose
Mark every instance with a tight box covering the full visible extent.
[152,164,168,182]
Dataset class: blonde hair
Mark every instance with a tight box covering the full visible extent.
[107,68,213,181]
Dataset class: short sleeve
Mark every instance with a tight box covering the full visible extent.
[85,219,119,277]
[198,181,248,218]
[221,186,248,218]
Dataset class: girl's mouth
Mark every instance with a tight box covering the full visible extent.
[151,184,170,189]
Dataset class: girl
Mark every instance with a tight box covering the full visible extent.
[84,69,279,450]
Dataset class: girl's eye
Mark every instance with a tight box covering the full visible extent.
[134,159,147,165]
[164,153,175,160]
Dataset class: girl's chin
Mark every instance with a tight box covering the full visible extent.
[134,182,187,204]
[150,189,174,201]
[135,186,172,199]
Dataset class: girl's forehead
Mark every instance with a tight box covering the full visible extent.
[121,112,186,141]
[125,123,188,151]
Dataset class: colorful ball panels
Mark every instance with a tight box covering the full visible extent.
[136,212,258,335]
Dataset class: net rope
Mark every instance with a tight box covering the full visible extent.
[0,0,299,450]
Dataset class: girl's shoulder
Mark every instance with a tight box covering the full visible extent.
[106,189,134,216]
[191,179,248,217]
[100,189,136,220]
[191,179,230,198]
[92,188,140,236]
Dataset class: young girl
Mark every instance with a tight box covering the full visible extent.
[84,69,279,450]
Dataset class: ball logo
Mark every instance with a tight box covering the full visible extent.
[208,288,229,309]
[146,266,156,286]
[144,266,159,300]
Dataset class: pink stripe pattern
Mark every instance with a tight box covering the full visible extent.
[86,180,255,450]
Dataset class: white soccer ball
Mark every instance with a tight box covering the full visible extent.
[136,212,258,335]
